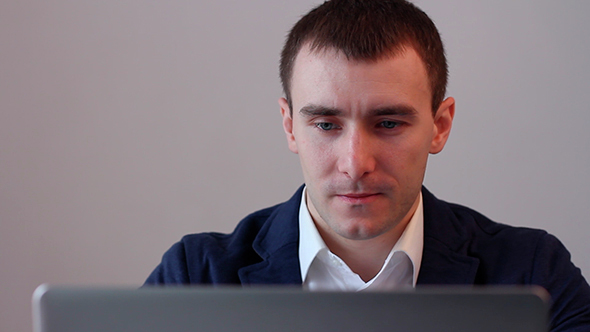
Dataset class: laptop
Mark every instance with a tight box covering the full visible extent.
[32,284,550,332]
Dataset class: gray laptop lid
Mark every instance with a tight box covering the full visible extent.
[32,284,550,332]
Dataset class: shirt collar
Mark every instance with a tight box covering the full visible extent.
[390,192,423,286]
[298,186,424,287]
[298,186,326,281]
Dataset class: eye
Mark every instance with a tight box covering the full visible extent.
[316,122,337,131]
[380,120,399,129]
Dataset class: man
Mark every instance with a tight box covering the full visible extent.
[145,0,590,330]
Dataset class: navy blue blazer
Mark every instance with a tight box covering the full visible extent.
[145,186,590,331]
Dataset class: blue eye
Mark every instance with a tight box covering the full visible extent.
[381,121,398,129]
[316,122,336,131]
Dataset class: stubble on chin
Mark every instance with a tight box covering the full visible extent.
[309,181,422,241]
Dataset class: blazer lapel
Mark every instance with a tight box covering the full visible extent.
[417,187,480,285]
[417,241,480,284]
[238,186,304,285]
[238,247,302,284]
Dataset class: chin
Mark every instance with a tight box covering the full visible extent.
[335,219,392,241]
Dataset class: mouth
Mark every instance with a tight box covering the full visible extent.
[336,193,381,204]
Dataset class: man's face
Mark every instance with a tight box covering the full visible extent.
[280,45,454,243]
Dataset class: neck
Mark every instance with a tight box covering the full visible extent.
[322,234,398,282]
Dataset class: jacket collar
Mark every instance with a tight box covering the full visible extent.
[238,186,304,284]
[417,187,480,285]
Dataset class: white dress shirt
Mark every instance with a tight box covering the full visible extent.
[298,187,424,291]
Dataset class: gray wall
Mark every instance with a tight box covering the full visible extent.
[1,1,588,331]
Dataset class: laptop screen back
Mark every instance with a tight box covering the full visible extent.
[32,285,550,332]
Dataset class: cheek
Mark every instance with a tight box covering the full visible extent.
[298,141,332,174]
[382,133,431,178]
[295,133,336,179]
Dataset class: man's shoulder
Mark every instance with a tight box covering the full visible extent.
[421,188,590,329]
[420,187,577,286]
[448,200,547,238]
[179,201,287,251]
[422,187,547,247]
[144,186,304,285]
[421,187,559,282]
[183,186,304,251]
[421,187,585,283]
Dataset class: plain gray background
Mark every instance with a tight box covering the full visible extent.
[1,1,589,331]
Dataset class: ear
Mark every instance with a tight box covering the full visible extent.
[279,97,299,154]
[430,97,455,154]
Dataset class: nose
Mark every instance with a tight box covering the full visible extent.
[337,128,376,181]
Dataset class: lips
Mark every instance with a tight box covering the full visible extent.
[336,193,381,204]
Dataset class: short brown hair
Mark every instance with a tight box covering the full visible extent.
[279,0,448,115]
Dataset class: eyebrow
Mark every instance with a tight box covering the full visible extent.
[299,104,418,117]
[299,105,342,117]
[370,105,418,117]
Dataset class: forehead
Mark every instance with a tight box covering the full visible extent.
[290,45,431,113]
